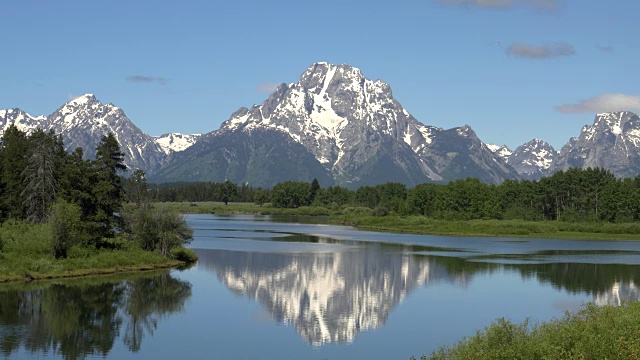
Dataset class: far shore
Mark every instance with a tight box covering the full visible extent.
[160,201,640,241]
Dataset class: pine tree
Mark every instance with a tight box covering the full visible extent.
[1,125,30,219]
[21,129,59,223]
[93,133,127,234]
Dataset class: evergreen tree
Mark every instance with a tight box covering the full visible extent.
[308,178,320,205]
[220,180,237,205]
[21,129,59,223]
[1,125,30,219]
[93,133,127,234]
[125,169,149,208]
[59,148,99,222]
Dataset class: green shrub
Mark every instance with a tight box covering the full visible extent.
[49,199,83,259]
[125,206,193,258]
[373,206,390,217]
[170,247,198,263]
[341,207,373,216]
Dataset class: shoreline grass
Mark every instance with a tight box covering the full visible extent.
[414,301,640,359]
[158,202,640,241]
[0,220,191,284]
[333,215,640,241]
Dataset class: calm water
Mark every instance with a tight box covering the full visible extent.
[1,214,639,360]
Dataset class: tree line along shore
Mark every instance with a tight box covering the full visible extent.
[150,167,640,239]
[0,125,195,283]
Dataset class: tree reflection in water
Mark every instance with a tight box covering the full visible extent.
[0,272,191,360]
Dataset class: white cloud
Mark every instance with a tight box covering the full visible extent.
[126,75,168,85]
[257,83,280,93]
[555,94,640,114]
[506,42,575,59]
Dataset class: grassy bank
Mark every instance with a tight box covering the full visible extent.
[159,202,640,240]
[413,301,640,360]
[334,215,640,240]
[159,201,333,216]
[0,220,189,283]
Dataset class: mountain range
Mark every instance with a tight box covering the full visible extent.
[2,63,640,187]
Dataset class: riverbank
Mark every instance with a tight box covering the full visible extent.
[0,220,191,284]
[335,215,640,240]
[156,202,640,240]
[415,301,640,359]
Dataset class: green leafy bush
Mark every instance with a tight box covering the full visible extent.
[373,206,390,217]
[170,247,198,263]
[49,199,83,259]
[125,206,193,258]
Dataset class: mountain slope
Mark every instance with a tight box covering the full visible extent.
[156,62,519,186]
[154,127,333,187]
[1,95,203,175]
[508,139,557,180]
[45,94,167,173]
[153,133,201,154]
[0,108,48,136]
[486,144,512,162]
[554,112,640,178]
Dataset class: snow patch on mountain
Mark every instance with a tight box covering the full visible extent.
[1,94,168,174]
[486,144,513,161]
[554,111,640,178]
[154,133,201,154]
[0,108,48,136]
[508,139,557,180]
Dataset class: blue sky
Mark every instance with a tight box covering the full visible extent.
[2,0,638,149]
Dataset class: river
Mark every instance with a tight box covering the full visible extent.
[1,214,639,359]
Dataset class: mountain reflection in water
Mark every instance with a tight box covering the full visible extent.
[196,244,639,346]
[0,272,191,360]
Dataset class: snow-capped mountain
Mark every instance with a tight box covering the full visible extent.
[0,95,202,175]
[7,70,640,186]
[486,144,512,162]
[507,139,557,180]
[554,112,640,178]
[0,108,48,136]
[154,62,519,186]
[153,132,201,154]
[45,94,167,173]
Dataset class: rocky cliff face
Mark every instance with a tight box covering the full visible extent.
[507,139,557,180]
[554,112,640,178]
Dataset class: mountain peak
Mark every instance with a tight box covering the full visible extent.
[592,111,638,136]
[68,93,97,105]
[596,111,636,117]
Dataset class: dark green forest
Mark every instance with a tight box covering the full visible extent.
[0,125,192,261]
[151,167,640,223]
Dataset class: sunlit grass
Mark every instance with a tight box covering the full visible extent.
[415,302,640,360]
[157,202,640,240]
[334,215,640,240]
[0,220,183,283]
